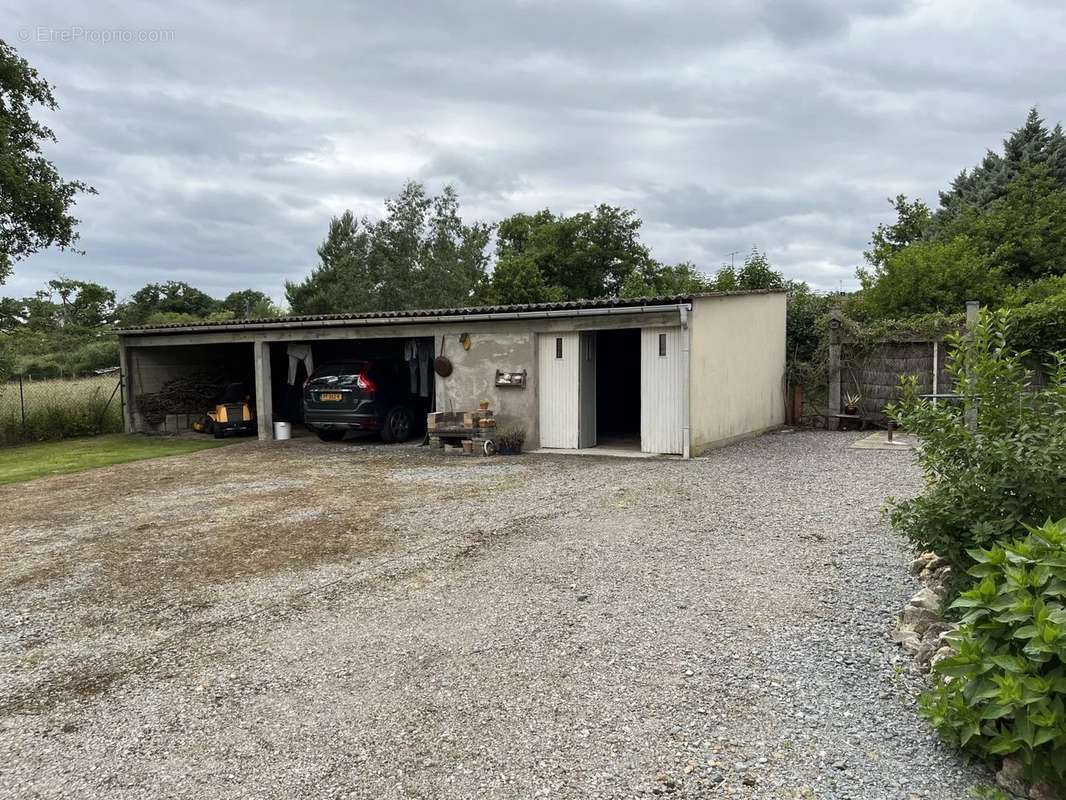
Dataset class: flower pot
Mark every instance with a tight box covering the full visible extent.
[479,401,490,411]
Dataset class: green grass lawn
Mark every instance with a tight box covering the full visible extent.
[0,434,236,486]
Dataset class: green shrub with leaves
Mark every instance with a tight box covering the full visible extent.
[888,309,1066,575]
[920,519,1066,790]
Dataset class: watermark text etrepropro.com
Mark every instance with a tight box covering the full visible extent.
[17,26,175,44]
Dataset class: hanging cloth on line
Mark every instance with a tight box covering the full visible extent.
[417,340,431,397]
[287,343,314,385]
[402,339,433,397]
[403,339,418,393]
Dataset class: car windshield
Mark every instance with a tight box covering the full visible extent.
[309,362,367,384]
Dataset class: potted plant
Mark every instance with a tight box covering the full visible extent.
[843,392,861,415]
[478,399,490,411]
[496,425,526,455]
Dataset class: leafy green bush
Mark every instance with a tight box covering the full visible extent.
[1009,293,1066,362]
[888,309,1066,575]
[920,519,1066,790]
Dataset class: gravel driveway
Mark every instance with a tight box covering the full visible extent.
[0,431,988,798]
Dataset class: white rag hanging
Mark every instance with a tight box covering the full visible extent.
[404,339,418,393]
[287,343,314,385]
[417,340,431,397]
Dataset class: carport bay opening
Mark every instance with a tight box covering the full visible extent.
[116,292,787,457]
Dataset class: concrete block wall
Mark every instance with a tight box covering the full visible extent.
[129,343,253,432]
[433,327,540,449]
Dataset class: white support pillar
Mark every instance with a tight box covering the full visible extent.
[254,339,274,441]
[679,304,691,460]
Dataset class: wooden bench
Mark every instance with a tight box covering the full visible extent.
[828,413,871,432]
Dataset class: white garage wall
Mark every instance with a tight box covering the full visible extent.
[689,293,786,454]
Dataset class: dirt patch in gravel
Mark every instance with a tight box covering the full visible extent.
[0,432,989,799]
[0,439,516,715]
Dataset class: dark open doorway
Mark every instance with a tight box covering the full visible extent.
[595,328,640,448]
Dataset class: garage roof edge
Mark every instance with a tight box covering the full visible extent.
[115,289,784,336]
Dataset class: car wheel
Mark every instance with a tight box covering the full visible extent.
[316,429,345,442]
[381,406,414,443]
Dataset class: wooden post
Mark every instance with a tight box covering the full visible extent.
[118,344,134,433]
[965,301,979,431]
[254,339,274,441]
[827,309,842,430]
[931,340,939,407]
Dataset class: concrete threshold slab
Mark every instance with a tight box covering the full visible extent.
[850,431,917,450]
[529,447,681,460]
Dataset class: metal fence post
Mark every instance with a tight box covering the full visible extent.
[827,309,842,430]
[99,377,122,431]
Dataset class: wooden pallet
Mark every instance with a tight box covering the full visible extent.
[427,409,500,455]
[427,409,494,431]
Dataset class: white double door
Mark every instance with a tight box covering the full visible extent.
[537,328,683,454]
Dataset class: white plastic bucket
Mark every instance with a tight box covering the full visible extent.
[273,422,292,440]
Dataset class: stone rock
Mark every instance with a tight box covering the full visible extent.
[926,565,954,594]
[914,640,939,672]
[922,552,947,570]
[996,756,1028,798]
[929,645,956,669]
[900,605,942,636]
[1030,780,1059,800]
[908,587,942,613]
[894,631,922,654]
[923,621,953,642]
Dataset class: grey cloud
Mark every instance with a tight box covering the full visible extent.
[3,0,1064,301]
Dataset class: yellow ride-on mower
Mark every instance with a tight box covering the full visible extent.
[193,382,257,439]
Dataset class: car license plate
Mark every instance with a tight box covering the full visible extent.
[319,392,343,401]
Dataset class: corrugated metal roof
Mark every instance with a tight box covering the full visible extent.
[115,289,783,335]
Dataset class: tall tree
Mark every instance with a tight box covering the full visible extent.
[0,40,95,284]
[490,205,658,304]
[285,211,376,314]
[935,108,1061,229]
[43,277,116,328]
[286,182,491,314]
[708,247,785,291]
[221,289,280,318]
[620,261,710,298]
[862,195,931,271]
[858,237,1000,318]
[857,109,1066,319]
[118,281,220,325]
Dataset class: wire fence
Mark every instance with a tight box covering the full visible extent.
[0,371,124,447]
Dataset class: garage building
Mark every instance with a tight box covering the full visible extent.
[115,290,786,457]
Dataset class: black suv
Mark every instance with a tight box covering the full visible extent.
[303,359,428,443]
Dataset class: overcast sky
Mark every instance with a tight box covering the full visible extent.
[4,0,1064,304]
